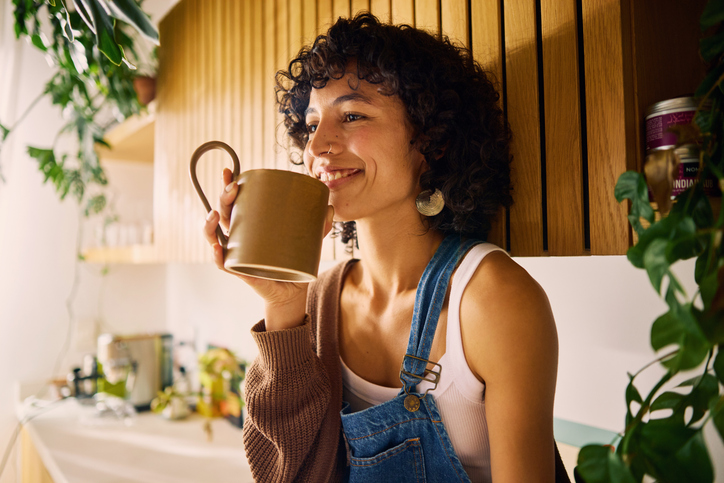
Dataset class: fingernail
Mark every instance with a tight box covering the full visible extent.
[206,210,215,221]
[225,182,236,193]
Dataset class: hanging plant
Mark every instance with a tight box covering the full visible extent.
[0,0,158,217]
[575,1,724,482]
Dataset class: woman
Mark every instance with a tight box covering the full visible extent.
[203,13,563,483]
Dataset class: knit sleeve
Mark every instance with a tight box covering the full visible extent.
[241,316,341,482]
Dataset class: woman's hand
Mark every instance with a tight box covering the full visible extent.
[202,167,335,331]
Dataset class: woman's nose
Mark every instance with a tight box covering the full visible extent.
[307,119,338,157]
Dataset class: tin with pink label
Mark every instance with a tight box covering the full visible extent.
[645,97,698,153]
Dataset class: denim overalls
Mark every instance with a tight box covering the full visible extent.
[341,235,479,482]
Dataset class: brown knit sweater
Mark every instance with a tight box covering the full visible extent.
[242,261,353,482]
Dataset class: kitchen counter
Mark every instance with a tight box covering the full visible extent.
[18,396,252,483]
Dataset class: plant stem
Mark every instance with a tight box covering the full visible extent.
[5,90,47,136]
[631,349,679,379]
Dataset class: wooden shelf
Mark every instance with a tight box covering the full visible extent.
[82,244,157,264]
[96,101,156,164]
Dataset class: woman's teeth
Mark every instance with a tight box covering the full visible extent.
[319,171,353,182]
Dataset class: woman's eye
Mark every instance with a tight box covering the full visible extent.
[306,123,317,133]
[344,113,364,122]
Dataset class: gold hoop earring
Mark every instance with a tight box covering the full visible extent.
[415,189,444,216]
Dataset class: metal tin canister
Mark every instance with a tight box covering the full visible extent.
[645,97,698,153]
[671,145,701,198]
[660,145,720,199]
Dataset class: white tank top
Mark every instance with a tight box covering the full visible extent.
[341,243,504,483]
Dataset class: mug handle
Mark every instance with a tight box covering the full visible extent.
[189,141,241,247]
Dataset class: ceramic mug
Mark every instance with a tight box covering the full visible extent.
[189,141,330,282]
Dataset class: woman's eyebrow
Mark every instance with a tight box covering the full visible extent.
[305,92,375,117]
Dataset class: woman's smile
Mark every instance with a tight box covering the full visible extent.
[316,167,362,187]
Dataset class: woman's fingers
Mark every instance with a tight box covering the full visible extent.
[203,210,227,270]
[219,168,237,229]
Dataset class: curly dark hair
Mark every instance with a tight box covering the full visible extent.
[275,13,512,240]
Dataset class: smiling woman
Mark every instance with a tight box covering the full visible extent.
[201,12,569,483]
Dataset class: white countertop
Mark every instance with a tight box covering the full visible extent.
[19,396,253,483]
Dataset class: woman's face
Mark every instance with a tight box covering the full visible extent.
[303,70,426,223]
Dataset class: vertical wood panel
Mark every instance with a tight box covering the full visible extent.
[289,0,303,56]
[352,0,370,15]
[186,0,198,261]
[263,1,277,168]
[582,0,631,255]
[541,0,584,255]
[370,0,391,22]
[231,0,242,163]
[391,0,414,25]
[333,0,350,20]
[415,0,439,34]
[505,0,544,256]
[154,5,170,260]
[471,0,506,250]
[288,0,304,170]
[318,0,334,32]
[154,0,666,261]
[242,0,253,170]
[302,0,318,43]
[441,0,467,47]
[275,0,290,169]
[251,0,264,165]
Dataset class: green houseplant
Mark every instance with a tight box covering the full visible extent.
[575,1,724,482]
[0,0,158,217]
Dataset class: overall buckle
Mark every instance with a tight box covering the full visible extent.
[399,354,442,394]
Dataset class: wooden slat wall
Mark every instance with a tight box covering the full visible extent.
[156,0,705,261]
[582,0,632,255]
[505,0,544,256]
[541,0,584,255]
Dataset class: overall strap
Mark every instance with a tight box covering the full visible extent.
[399,235,479,392]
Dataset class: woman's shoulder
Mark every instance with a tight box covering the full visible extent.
[459,248,558,381]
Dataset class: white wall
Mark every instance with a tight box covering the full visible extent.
[0,1,170,481]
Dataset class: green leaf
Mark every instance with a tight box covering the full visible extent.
[107,0,159,44]
[701,30,724,62]
[625,378,643,426]
[31,33,47,52]
[651,391,684,412]
[696,60,724,98]
[651,305,710,372]
[701,0,724,32]
[714,347,724,385]
[576,445,636,483]
[644,238,669,293]
[70,0,95,34]
[82,0,124,65]
[615,171,655,236]
[711,394,724,444]
[57,0,74,42]
[627,214,678,269]
[676,373,719,425]
[84,193,106,216]
[0,123,10,141]
[666,217,702,264]
[47,0,56,6]
[640,418,713,483]
[700,268,720,310]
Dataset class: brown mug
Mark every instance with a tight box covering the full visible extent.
[189,141,330,282]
